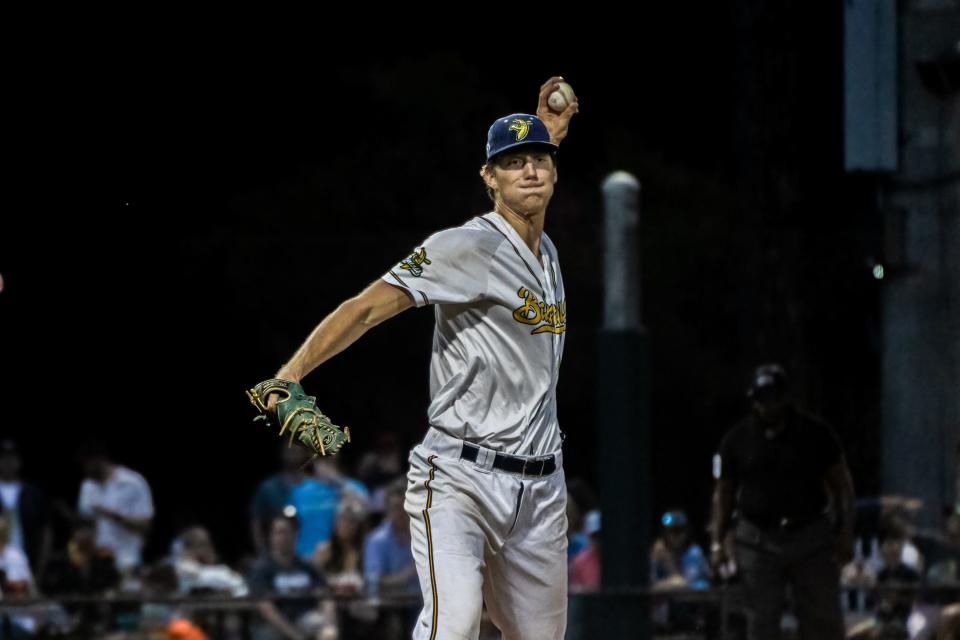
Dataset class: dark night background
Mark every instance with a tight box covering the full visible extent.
[1,6,884,563]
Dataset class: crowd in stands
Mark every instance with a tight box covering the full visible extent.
[0,433,957,639]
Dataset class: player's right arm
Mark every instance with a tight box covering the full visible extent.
[536,76,579,144]
[275,279,414,383]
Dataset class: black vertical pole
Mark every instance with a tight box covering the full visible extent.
[595,171,650,639]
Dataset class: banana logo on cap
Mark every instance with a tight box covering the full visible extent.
[508,118,530,142]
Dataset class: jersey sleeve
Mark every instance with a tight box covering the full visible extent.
[381,227,496,307]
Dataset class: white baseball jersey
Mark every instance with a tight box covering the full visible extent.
[381,210,567,456]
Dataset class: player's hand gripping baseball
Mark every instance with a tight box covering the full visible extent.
[536,76,579,145]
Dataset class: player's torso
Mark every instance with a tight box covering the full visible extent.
[428,212,566,455]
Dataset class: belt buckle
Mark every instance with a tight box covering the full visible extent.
[523,457,547,477]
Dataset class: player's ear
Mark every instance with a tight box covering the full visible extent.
[553,168,558,184]
[480,164,497,190]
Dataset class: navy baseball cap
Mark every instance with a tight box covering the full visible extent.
[485,113,557,160]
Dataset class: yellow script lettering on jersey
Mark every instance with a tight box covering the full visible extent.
[512,286,567,335]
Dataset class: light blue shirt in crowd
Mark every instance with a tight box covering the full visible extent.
[363,520,418,597]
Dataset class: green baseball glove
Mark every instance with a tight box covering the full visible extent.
[246,379,351,457]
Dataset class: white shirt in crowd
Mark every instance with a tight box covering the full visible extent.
[0,543,32,588]
[78,466,154,571]
[0,481,24,552]
[0,544,36,633]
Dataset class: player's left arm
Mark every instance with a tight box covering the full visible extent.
[824,456,856,563]
[536,76,579,144]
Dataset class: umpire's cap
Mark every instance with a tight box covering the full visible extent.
[747,363,790,400]
[486,113,557,160]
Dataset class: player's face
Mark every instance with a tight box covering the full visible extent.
[270,518,297,555]
[880,537,904,566]
[750,386,789,422]
[73,525,96,553]
[663,526,689,551]
[947,513,960,542]
[83,457,110,482]
[334,511,359,541]
[486,148,557,214]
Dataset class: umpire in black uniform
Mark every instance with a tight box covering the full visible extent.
[709,364,855,640]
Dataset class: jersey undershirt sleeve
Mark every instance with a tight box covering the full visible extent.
[381,227,496,307]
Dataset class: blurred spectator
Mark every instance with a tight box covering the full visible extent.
[875,520,920,633]
[315,503,366,596]
[569,510,600,591]
[248,514,335,640]
[0,439,51,576]
[650,510,710,590]
[650,510,710,632]
[936,603,960,639]
[250,445,311,557]
[39,517,119,594]
[363,481,418,640]
[290,457,369,560]
[356,432,404,515]
[854,496,924,575]
[842,539,879,612]
[565,493,586,562]
[166,618,209,640]
[76,441,154,577]
[316,503,379,638]
[39,518,119,636]
[0,514,33,595]
[0,513,37,636]
[848,520,924,640]
[137,562,181,638]
[363,480,417,599]
[710,363,854,640]
[844,505,925,626]
[172,526,247,597]
[920,506,960,585]
[565,478,598,562]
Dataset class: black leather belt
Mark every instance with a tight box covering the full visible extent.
[460,443,556,477]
